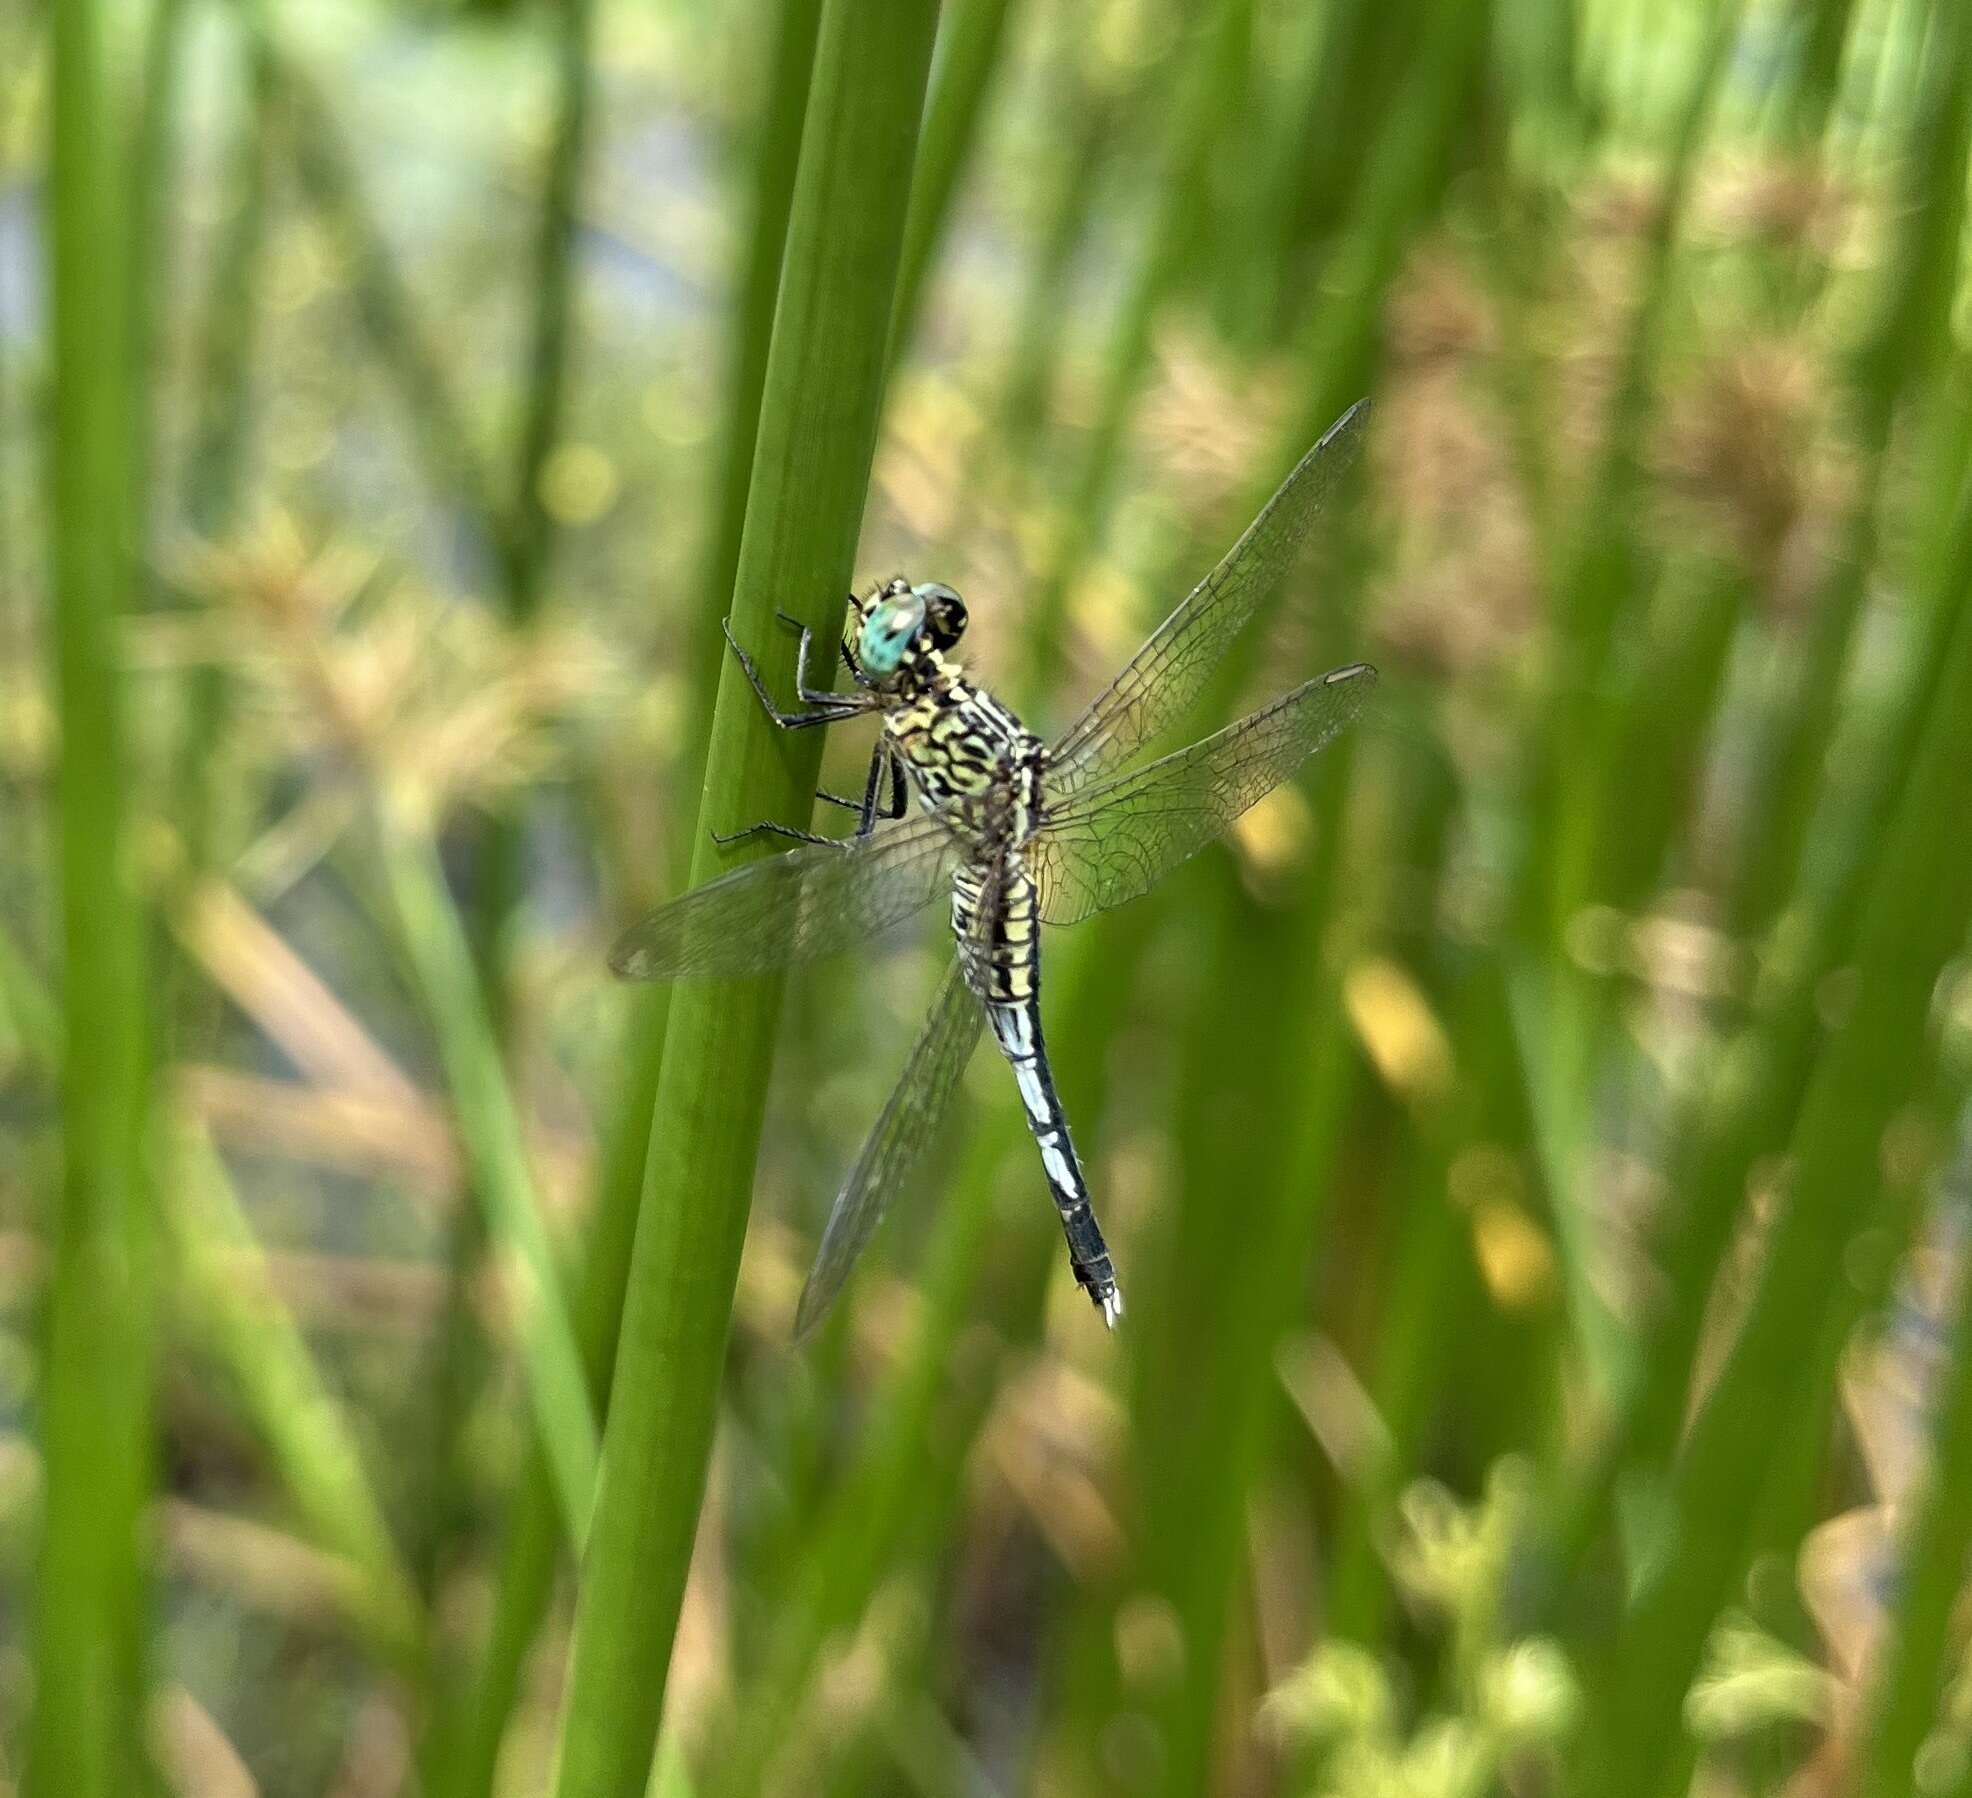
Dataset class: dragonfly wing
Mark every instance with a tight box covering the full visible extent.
[1045,400,1368,796]
[1032,662,1375,925]
[609,813,960,981]
[794,956,986,1338]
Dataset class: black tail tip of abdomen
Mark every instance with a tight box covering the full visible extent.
[1079,1271,1124,1329]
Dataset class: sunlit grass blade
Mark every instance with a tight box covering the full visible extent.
[549,5,941,1792]
[31,4,154,1794]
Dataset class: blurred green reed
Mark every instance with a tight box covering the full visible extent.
[12,0,1972,1795]
[34,7,154,1798]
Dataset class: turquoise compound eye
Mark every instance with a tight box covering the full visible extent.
[857,593,926,675]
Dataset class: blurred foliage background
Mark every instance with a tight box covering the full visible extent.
[6,0,1972,1794]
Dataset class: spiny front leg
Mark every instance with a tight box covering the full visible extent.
[773,610,863,706]
[724,618,868,730]
[711,819,845,850]
[715,615,877,848]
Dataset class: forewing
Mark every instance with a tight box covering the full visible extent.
[608,814,959,981]
[1032,663,1375,925]
[793,957,985,1338]
[1045,400,1367,795]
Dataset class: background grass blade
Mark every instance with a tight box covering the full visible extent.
[377,822,598,1537]
[1853,1179,1972,1793]
[1586,460,1972,1798]
[888,0,1021,368]
[31,4,155,1793]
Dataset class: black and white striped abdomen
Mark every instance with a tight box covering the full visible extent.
[952,859,1122,1322]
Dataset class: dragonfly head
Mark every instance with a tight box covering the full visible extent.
[854,578,968,678]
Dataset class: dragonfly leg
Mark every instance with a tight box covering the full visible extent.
[852,741,909,836]
[724,619,866,729]
[812,742,908,835]
[774,610,860,706]
[711,819,846,851]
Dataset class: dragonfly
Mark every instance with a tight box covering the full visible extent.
[611,399,1375,1337]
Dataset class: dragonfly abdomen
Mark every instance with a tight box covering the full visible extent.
[958,864,1123,1326]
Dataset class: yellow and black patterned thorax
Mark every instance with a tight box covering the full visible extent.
[881,663,1045,855]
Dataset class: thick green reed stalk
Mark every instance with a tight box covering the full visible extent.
[548,6,941,1793]
[432,10,828,1795]
[31,4,155,1795]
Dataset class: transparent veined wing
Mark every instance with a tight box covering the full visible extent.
[1044,400,1368,796]
[794,955,986,1337]
[609,812,960,981]
[1031,662,1376,925]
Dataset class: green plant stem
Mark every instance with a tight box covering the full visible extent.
[377,822,599,1538]
[429,993,671,1798]
[1856,1218,1972,1793]
[692,0,825,733]
[415,0,599,1736]
[888,0,1021,367]
[473,0,598,974]
[1725,0,1971,940]
[548,6,941,1792]
[126,0,188,535]
[434,6,824,1788]
[1584,466,1972,1798]
[171,1121,424,1669]
[506,0,595,632]
[1139,892,1367,1796]
[30,4,154,1794]
[273,47,512,576]
[1018,0,1251,695]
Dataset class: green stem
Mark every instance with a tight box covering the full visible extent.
[1853,1231,1972,1789]
[692,0,826,718]
[31,4,154,1794]
[428,994,671,1798]
[887,0,1021,368]
[1724,0,1972,940]
[548,6,941,1792]
[1019,0,1252,696]
[1585,467,1972,1798]
[170,1121,425,1670]
[377,822,599,1540]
